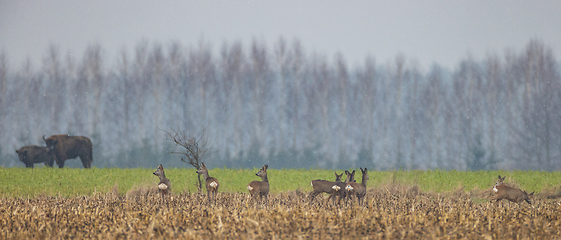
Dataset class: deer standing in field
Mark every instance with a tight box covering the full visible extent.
[153,164,171,201]
[196,162,220,204]
[309,171,344,202]
[344,168,369,205]
[326,170,356,205]
[491,175,534,205]
[248,165,269,202]
[493,175,506,193]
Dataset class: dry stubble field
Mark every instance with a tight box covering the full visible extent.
[2,185,561,239]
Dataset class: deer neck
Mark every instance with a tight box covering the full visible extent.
[361,174,368,186]
[201,171,210,181]
[262,174,269,183]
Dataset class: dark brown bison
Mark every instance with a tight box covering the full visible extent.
[16,145,54,168]
[43,135,93,168]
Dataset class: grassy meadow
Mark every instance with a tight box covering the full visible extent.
[1,167,561,198]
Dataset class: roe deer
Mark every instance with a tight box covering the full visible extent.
[153,164,171,200]
[493,175,506,193]
[326,170,356,205]
[309,172,344,201]
[491,175,534,205]
[196,162,220,204]
[345,170,356,183]
[344,168,368,205]
[247,165,269,202]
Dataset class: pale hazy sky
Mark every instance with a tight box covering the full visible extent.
[1,1,560,71]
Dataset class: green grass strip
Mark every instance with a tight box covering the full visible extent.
[1,167,560,198]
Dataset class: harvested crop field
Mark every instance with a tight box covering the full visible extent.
[2,186,560,239]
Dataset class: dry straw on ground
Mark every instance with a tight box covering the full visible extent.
[1,186,560,239]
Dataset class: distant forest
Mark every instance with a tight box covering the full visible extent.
[1,38,560,170]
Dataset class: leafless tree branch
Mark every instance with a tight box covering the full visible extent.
[162,127,210,191]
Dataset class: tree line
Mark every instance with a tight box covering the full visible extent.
[0,38,559,170]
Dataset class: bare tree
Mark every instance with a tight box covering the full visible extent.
[43,44,65,133]
[164,128,210,192]
[219,41,245,159]
[249,39,271,157]
[0,51,8,150]
[84,44,104,135]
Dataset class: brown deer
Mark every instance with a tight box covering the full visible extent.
[345,170,357,183]
[247,165,269,202]
[196,162,220,204]
[309,171,344,202]
[492,175,506,193]
[491,175,534,205]
[344,168,368,205]
[326,170,356,205]
[153,164,171,200]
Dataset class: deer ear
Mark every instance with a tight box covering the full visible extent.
[264,165,268,170]
[202,162,206,167]
[15,150,19,153]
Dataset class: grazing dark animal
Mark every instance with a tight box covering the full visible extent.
[153,164,171,200]
[491,175,534,205]
[344,168,369,205]
[196,162,220,204]
[248,165,269,202]
[43,135,93,168]
[16,145,54,168]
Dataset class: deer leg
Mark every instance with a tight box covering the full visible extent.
[309,190,320,203]
[309,191,316,199]
[337,192,343,205]
[326,193,334,206]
